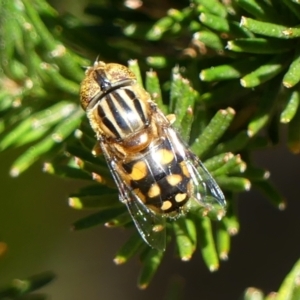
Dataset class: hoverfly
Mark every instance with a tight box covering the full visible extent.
[80,61,226,251]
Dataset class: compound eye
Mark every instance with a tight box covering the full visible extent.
[104,63,136,83]
[80,70,102,111]
[79,62,136,111]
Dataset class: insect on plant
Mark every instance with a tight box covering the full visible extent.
[79,61,226,251]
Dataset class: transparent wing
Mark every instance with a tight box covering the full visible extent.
[99,141,166,251]
[184,154,226,219]
[188,154,225,203]
[123,194,166,251]
[164,127,226,218]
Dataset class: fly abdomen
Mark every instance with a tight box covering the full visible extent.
[121,136,191,214]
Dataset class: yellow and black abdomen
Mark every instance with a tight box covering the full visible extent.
[121,134,192,215]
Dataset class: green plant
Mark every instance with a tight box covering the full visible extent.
[0,268,55,300]
[1,0,300,298]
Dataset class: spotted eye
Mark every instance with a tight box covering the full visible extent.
[80,61,136,111]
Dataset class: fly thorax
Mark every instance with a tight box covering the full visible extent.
[89,87,151,141]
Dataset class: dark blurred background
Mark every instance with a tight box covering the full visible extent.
[1,135,300,300]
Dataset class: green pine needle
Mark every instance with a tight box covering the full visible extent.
[1,0,300,296]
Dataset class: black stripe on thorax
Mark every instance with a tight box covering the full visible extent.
[106,92,131,133]
[124,89,148,124]
[111,89,133,115]
[97,103,121,139]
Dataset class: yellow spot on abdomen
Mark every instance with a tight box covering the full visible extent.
[161,200,172,211]
[166,174,182,186]
[130,161,148,180]
[180,161,190,177]
[156,148,174,165]
[148,183,160,198]
[175,193,187,203]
